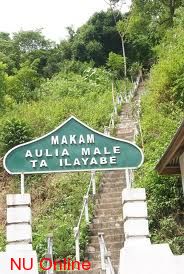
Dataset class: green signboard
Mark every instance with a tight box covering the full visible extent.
[3,116,144,174]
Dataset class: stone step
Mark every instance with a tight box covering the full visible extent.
[101,178,125,184]
[87,250,120,261]
[101,177,125,182]
[117,136,133,141]
[117,130,133,134]
[101,179,125,183]
[117,130,134,134]
[90,260,119,270]
[117,124,133,128]
[92,215,123,224]
[99,196,122,204]
[55,270,101,274]
[95,202,122,209]
[116,131,134,137]
[89,234,124,245]
[98,192,122,199]
[101,181,125,187]
[100,187,123,193]
[87,241,123,252]
[116,127,134,133]
[117,126,134,130]
[118,120,133,124]
[103,172,125,178]
[90,227,123,236]
[100,183,124,189]
[95,207,122,217]
[90,220,123,230]
[96,198,122,205]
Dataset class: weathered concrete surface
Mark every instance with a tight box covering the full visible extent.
[0,251,38,274]
[119,244,184,274]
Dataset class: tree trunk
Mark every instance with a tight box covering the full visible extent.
[120,34,127,78]
[108,0,127,78]
[169,0,175,26]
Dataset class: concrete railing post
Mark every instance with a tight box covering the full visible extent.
[84,195,89,223]
[91,171,96,196]
[4,193,39,273]
[125,169,131,189]
[98,233,106,271]
[119,188,184,274]
[46,234,54,274]
[74,227,80,261]
[6,194,32,251]
[104,126,110,136]
[122,188,150,246]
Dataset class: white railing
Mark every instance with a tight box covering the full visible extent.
[46,234,54,274]
[98,232,115,274]
[108,73,142,134]
[109,111,115,130]
[125,168,134,189]
[117,94,123,105]
[74,171,96,261]
[124,74,141,103]
[134,97,144,151]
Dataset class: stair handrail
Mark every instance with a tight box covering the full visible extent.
[98,232,115,274]
[124,72,142,188]
[124,73,141,103]
[125,168,134,189]
[108,72,142,133]
[109,111,115,129]
[46,233,54,274]
[74,170,96,261]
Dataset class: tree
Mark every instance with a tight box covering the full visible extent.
[66,25,75,41]
[70,10,122,66]
[0,62,7,108]
[13,30,52,53]
[104,0,128,77]
[107,52,125,79]
[6,63,41,103]
[160,0,183,26]
[130,0,184,39]
[0,35,19,74]
[0,32,10,41]
[12,30,60,78]
[1,118,32,151]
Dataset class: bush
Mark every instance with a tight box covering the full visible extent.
[1,118,33,151]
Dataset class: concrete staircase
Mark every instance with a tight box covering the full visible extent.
[56,92,140,274]
[85,103,135,273]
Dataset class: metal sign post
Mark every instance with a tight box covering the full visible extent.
[20,173,25,194]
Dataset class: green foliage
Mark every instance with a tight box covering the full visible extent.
[135,85,184,254]
[1,118,33,151]
[0,1,183,260]
[31,173,93,260]
[134,14,184,253]
[69,10,123,66]
[107,52,124,79]
[0,62,7,109]
[148,17,184,109]
[129,62,141,81]
[13,30,52,53]
[120,6,154,68]
[6,64,42,103]
[0,226,5,251]
[0,60,125,258]
[0,69,114,141]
